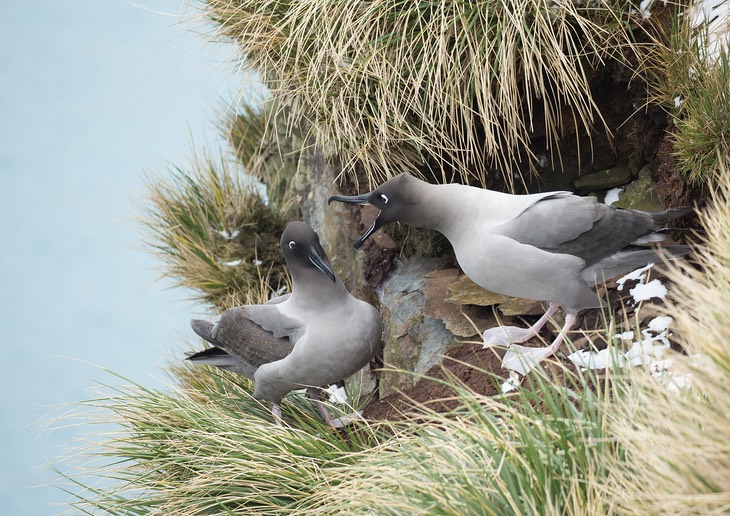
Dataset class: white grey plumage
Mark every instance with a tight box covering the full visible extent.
[187,221,382,426]
[329,173,691,374]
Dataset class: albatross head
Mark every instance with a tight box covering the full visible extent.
[281,221,337,283]
[328,173,420,248]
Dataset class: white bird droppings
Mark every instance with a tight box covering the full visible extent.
[500,371,522,393]
[604,187,623,206]
[630,278,668,303]
[326,384,348,404]
[617,263,655,291]
[212,228,240,240]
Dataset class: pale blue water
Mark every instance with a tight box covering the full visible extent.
[0,1,252,513]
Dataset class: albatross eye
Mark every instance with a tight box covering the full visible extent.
[380,194,389,204]
[288,241,296,249]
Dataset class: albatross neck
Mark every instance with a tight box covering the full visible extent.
[289,267,348,306]
[400,179,471,235]
[398,180,448,231]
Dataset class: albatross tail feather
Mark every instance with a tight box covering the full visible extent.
[188,320,257,378]
[650,207,694,225]
[185,346,256,378]
[186,346,231,365]
[190,319,222,347]
[581,245,692,285]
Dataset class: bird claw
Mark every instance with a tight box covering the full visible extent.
[482,326,535,347]
[328,411,364,429]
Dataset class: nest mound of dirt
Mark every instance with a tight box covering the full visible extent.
[363,343,579,421]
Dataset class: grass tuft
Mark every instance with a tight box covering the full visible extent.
[202,0,643,190]
[306,363,619,514]
[58,364,392,515]
[605,166,730,513]
[61,358,623,514]
[639,3,730,185]
[142,154,292,309]
[224,99,301,211]
[672,49,730,184]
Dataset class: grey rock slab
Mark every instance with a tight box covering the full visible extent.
[378,256,457,397]
[574,166,632,192]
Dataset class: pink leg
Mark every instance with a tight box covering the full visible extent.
[542,312,577,356]
[307,387,336,426]
[483,302,560,347]
[307,387,363,428]
[501,312,578,375]
[272,404,283,426]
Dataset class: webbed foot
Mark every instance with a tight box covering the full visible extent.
[327,411,364,429]
[482,326,537,347]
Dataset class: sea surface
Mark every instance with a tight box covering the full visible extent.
[0,1,254,513]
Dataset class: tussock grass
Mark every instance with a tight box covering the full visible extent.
[61,358,621,514]
[605,168,730,513]
[58,364,390,515]
[639,3,730,185]
[307,364,619,514]
[203,0,642,190]
[143,155,292,309]
[224,100,300,210]
[673,50,730,184]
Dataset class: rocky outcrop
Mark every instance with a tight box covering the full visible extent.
[377,256,458,396]
[295,148,366,295]
[574,165,633,193]
[445,274,544,316]
[425,269,495,338]
[613,166,666,212]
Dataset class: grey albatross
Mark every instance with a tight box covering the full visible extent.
[187,221,382,427]
[329,173,690,374]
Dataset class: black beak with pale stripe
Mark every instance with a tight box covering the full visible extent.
[328,192,371,205]
[308,242,336,282]
[329,174,415,248]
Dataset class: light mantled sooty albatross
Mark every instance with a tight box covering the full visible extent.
[187,221,382,427]
[329,173,691,375]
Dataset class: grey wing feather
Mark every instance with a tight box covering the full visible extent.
[243,304,303,340]
[581,245,691,285]
[265,293,291,305]
[493,193,686,266]
[544,206,658,264]
[188,305,298,379]
[492,193,602,250]
[212,306,296,371]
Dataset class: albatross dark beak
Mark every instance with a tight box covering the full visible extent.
[327,192,371,205]
[353,217,384,249]
[308,245,337,283]
[328,192,383,248]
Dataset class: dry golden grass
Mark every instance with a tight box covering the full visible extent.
[605,167,730,513]
[203,0,642,190]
